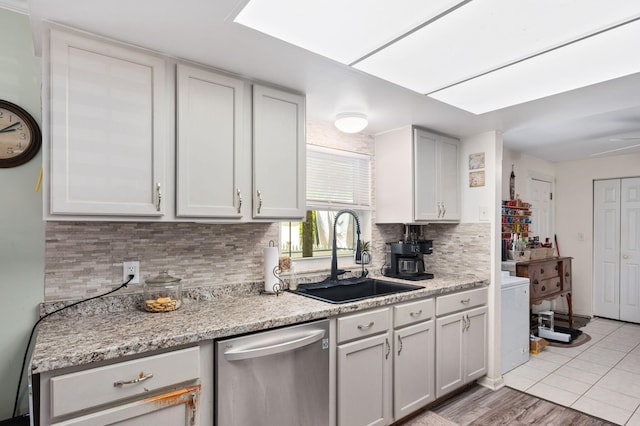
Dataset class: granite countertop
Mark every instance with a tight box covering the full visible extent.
[31,273,488,374]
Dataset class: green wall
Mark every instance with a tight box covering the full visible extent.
[0,8,45,419]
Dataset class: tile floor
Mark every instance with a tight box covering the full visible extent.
[504,317,640,425]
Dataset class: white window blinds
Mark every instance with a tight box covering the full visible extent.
[306,145,371,208]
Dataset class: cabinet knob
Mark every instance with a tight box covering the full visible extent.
[565,272,570,278]
[533,279,539,285]
[555,264,559,271]
[556,281,560,288]
[540,268,545,274]
[541,286,546,291]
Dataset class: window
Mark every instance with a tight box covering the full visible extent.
[281,145,371,259]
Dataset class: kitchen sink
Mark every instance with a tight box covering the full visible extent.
[290,277,423,304]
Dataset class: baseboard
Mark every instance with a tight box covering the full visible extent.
[477,375,505,391]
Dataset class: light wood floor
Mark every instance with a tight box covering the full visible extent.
[401,385,615,425]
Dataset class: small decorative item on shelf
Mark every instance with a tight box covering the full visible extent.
[277,255,298,291]
[356,241,371,265]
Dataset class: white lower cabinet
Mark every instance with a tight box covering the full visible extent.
[337,331,392,426]
[336,308,392,426]
[36,345,207,426]
[393,319,435,420]
[51,386,199,426]
[435,288,488,398]
[336,298,437,426]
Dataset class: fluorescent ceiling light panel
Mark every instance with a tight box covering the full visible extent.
[429,18,640,114]
[234,0,466,64]
[354,0,640,95]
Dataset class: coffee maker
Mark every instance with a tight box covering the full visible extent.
[384,240,434,280]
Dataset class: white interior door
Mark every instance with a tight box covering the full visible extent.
[620,178,640,323]
[530,178,553,242]
[593,179,621,319]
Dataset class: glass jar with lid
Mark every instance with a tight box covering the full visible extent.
[143,271,182,312]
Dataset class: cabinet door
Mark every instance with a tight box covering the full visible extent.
[437,136,460,220]
[337,333,392,426]
[464,306,488,383]
[435,312,464,398]
[49,29,167,216]
[414,129,439,221]
[393,320,435,421]
[176,64,245,218]
[252,84,305,219]
[51,386,199,426]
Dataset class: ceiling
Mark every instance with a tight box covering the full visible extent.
[6,0,640,162]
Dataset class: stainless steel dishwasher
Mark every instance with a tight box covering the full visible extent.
[215,319,330,426]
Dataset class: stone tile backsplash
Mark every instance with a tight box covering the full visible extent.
[45,221,280,301]
[44,221,490,301]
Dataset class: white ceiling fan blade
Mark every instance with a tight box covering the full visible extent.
[591,142,640,156]
[608,137,640,141]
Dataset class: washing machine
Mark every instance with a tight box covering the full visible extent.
[501,271,530,374]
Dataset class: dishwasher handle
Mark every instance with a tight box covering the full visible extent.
[224,328,326,361]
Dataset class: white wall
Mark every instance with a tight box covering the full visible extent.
[0,9,45,419]
[555,153,640,317]
[502,148,555,202]
[460,131,503,389]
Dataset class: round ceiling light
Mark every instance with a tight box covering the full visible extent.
[334,112,368,133]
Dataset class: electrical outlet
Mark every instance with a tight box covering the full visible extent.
[123,261,140,284]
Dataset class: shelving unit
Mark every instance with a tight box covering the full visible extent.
[501,201,531,242]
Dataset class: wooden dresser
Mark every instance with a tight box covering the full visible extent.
[515,257,573,327]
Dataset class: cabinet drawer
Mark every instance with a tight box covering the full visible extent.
[337,307,390,343]
[535,278,562,297]
[50,347,200,418]
[536,261,560,280]
[436,287,487,317]
[394,298,434,328]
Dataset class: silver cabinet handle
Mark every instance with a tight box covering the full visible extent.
[623,254,630,259]
[437,202,443,218]
[357,321,374,330]
[397,335,403,356]
[156,183,162,211]
[236,188,242,214]
[385,338,390,359]
[461,298,471,304]
[465,314,471,332]
[441,203,446,218]
[462,315,468,332]
[409,309,423,318]
[256,190,263,214]
[114,372,154,387]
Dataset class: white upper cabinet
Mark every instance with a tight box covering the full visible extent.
[375,126,460,223]
[252,84,306,220]
[45,27,306,222]
[48,28,168,217]
[176,64,247,219]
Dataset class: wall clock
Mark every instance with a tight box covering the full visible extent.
[0,99,42,168]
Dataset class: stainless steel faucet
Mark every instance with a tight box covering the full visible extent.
[330,209,362,281]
